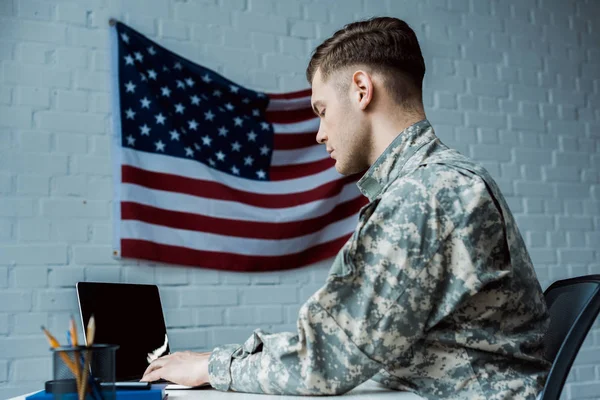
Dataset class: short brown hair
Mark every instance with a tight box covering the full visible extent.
[306,17,426,108]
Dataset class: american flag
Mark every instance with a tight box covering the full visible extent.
[110,21,367,272]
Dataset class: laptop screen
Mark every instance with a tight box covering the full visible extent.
[76,282,171,381]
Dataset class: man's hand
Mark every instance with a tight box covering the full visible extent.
[141,351,212,387]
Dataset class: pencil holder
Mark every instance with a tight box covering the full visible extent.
[49,344,119,400]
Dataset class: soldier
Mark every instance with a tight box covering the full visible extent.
[142,16,551,400]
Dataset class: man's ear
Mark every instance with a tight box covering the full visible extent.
[352,70,373,110]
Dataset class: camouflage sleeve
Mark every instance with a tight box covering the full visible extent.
[208,165,504,395]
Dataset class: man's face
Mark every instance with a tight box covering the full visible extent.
[311,68,370,175]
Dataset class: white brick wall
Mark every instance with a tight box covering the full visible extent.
[0,0,599,398]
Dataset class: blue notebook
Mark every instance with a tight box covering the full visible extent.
[26,384,166,400]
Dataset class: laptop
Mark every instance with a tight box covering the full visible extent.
[76,282,210,389]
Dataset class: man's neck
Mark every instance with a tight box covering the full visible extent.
[368,109,427,165]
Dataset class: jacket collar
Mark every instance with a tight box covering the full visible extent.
[357,119,436,201]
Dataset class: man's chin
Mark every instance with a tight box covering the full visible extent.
[334,162,351,176]
[335,162,368,177]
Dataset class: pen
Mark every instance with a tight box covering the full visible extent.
[78,315,96,400]
[70,315,82,385]
[68,316,83,393]
[67,332,81,397]
[69,330,102,400]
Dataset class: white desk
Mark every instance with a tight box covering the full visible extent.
[10,380,424,399]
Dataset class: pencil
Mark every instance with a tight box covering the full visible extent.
[86,315,96,345]
[69,316,82,392]
[78,315,96,400]
[41,326,78,375]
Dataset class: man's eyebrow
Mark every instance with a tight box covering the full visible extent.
[311,100,323,117]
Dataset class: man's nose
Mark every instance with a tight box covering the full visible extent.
[316,128,326,144]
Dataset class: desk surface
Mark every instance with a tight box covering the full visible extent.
[10,380,424,400]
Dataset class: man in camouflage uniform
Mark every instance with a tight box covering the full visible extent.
[143,17,551,399]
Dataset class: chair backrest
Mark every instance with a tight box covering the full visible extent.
[541,275,600,400]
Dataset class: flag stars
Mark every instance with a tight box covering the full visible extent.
[125,81,136,93]
[169,130,180,141]
[117,32,279,181]
[161,86,171,97]
[121,32,130,43]
[190,95,201,105]
[140,124,151,136]
[125,108,135,119]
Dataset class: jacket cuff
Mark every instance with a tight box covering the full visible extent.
[208,344,241,391]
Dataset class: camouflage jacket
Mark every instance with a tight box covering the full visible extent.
[208,119,551,399]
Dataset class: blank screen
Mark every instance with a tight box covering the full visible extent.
[77,282,170,381]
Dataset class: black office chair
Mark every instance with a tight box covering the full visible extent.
[540,275,600,400]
